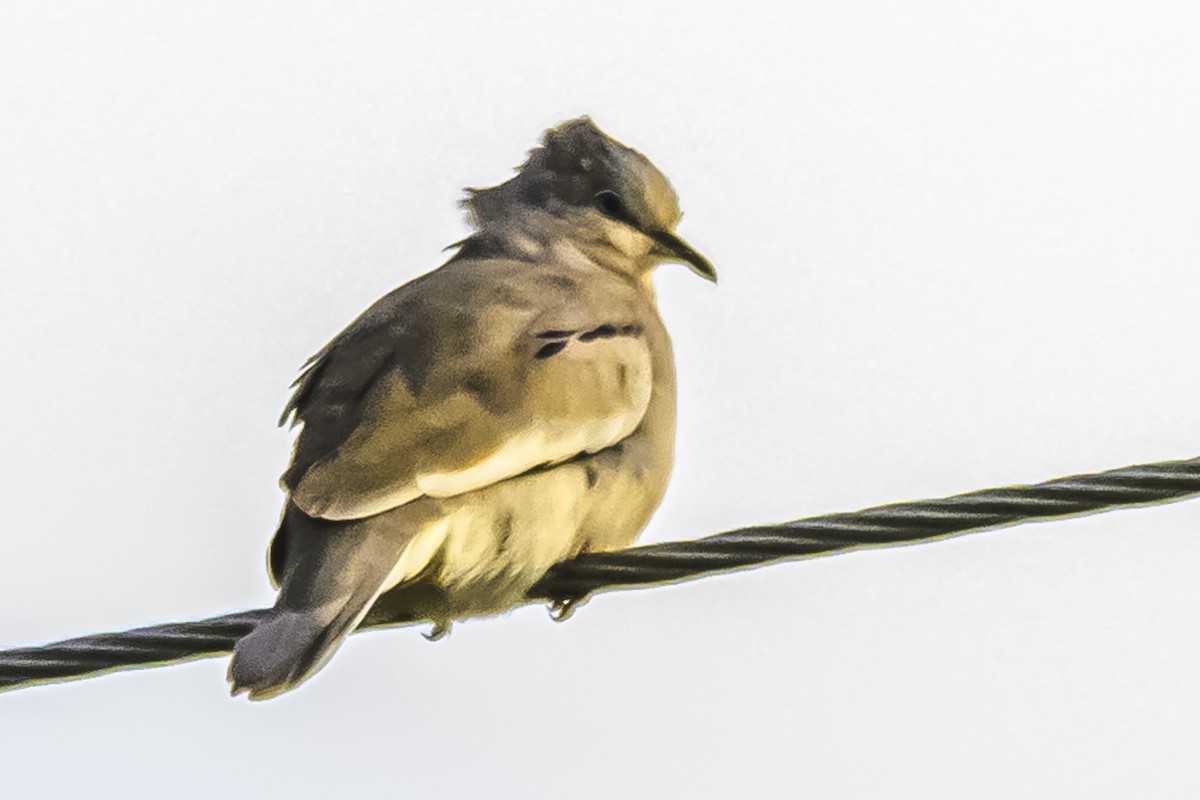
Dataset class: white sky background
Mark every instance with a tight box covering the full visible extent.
[2,2,1199,797]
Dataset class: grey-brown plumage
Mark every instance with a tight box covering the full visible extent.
[228,118,715,699]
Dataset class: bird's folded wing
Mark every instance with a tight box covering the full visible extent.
[287,319,653,521]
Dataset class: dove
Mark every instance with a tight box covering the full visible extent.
[229,117,715,699]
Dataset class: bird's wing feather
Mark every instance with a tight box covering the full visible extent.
[281,262,652,521]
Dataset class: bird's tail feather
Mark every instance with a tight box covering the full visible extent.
[228,506,417,700]
[228,595,373,700]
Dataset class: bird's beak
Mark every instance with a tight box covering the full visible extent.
[649,229,717,283]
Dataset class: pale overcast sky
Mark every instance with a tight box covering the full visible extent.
[2,2,1199,798]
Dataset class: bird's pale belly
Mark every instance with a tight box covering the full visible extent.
[367,438,666,626]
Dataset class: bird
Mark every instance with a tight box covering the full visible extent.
[228,117,716,700]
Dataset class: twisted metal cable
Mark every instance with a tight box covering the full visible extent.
[3,456,1198,693]
[0,611,269,690]
[528,456,1200,598]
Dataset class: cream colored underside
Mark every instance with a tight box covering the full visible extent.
[377,463,592,608]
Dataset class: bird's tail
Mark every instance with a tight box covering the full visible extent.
[228,506,416,700]
[227,600,368,700]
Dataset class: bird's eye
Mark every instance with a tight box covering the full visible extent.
[595,191,625,220]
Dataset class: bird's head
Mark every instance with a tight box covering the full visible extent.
[464,117,716,282]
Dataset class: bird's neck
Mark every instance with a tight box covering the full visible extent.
[547,237,650,290]
[461,214,656,295]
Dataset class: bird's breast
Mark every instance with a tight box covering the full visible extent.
[375,302,677,623]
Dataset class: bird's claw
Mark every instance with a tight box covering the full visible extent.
[422,621,452,642]
[548,596,587,623]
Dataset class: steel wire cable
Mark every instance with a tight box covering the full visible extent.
[2,456,1198,692]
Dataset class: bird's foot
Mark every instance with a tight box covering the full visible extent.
[422,621,453,642]
[547,596,588,623]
